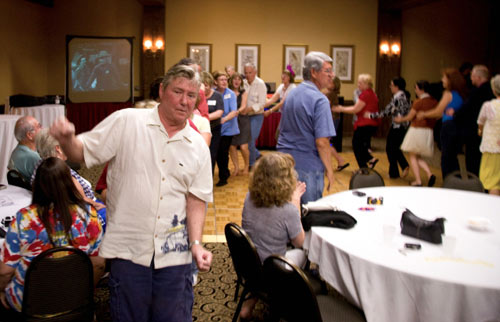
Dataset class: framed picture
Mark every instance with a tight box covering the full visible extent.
[235,44,260,75]
[331,45,355,83]
[187,43,212,72]
[283,44,308,82]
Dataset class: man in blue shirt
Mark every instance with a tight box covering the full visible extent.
[277,51,336,204]
[8,116,42,182]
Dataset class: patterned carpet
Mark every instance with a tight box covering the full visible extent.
[94,242,268,322]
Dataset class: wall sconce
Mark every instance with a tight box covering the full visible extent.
[143,38,164,57]
[380,41,401,57]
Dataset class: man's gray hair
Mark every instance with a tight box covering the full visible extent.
[472,65,489,80]
[303,51,333,81]
[35,128,59,159]
[14,116,35,142]
[243,62,256,71]
[161,64,201,90]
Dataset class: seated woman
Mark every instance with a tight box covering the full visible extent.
[32,128,107,231]
[240,152,306,319]
[0,157,104,313]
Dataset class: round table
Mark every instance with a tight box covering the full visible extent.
[305,187,500,322]
[0,185,31,247]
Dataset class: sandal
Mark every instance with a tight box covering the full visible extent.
[368,159,379,169]
[410,182,422,187]
[335,163,350,172]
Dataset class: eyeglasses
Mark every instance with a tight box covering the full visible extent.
[322,68,334,74]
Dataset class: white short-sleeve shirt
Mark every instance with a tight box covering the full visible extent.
[78,107,213,268]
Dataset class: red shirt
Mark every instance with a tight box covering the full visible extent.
[354,88,380,130]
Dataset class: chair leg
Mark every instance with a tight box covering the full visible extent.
[234,277,241,302]
[232,287,249,322]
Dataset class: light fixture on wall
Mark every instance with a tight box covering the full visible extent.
[143,38,164,57]
[380,40,400,57]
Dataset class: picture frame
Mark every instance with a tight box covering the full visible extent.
[283,44,308,82]
[187,43,212,72]
[235,44,260,75]
[330,45,355,83]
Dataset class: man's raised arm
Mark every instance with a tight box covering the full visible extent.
[49,117,85,163]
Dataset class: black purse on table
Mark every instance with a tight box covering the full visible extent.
[400,208,445,244]
[301,210,357,231]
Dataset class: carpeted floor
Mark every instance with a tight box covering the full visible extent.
[94,242,268,322]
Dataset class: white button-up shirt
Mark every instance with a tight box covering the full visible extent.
[78,107,213,268]
[244,76,267,115]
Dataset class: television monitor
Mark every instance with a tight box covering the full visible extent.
[66,35,133,103]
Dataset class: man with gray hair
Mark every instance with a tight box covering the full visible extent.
[243,63,267,166]
[50,64,213,322]
[452,64,495,175]
[277,51,336,204]
[8,115,42,182]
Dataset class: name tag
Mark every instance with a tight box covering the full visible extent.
[224,94,231,99]
[207,100,216,106]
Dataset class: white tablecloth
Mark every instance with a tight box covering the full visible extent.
[305,187,500,322]
[0,185,32,247]
[0,115,22,185]
[9,104,65,128]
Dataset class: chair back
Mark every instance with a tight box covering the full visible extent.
[263,255,323,322]
[349,168,385,189]
[443,170,484,193]
[22,247,94,321]
[7,169,32,190]
[224,223,264,293]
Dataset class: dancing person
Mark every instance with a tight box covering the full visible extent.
[0,157,104,313]
[201,72,224,173]
[214,71,239,187]
[395,81,438,186]
[417,68,467,178]
[367,77,411,178]
[277,51,336,204]
[240,152,306,320]
[49,64,213,322]
[243,63,267,167]
[333,74,380,169]
[477,75,500,195]
[323,77,349,171]
[453,65,495,175]
[263,67,297,117]
[229,72,251,176]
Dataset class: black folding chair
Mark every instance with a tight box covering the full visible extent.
[263,255,366,322]
[349,168,385,190]
[7,169,32,191]
[224,223,268,322]
[22,247,94,321]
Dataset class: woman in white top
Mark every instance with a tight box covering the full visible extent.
[263,68,297,116]
[477,74,500,195]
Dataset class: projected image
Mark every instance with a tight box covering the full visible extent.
[67,36,133,103]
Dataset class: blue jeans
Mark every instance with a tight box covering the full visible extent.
[249,114,264,166]
[297,168,324,205]
[109,259,193,322]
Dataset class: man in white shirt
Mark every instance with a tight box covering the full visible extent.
[243,63,267,166]
[50,65,213,322]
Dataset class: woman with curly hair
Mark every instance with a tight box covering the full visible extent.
[240,152,306,320]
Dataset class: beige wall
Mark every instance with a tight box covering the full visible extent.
[0,0,142,101]
[401,0,490,91]
[0,1,51,100]
[165,0,378,100]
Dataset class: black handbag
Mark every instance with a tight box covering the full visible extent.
[400,208,445,244]
[301,210,357,231]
